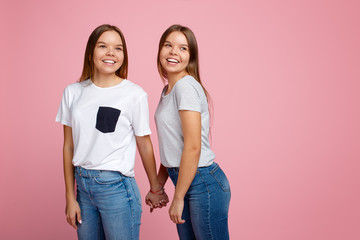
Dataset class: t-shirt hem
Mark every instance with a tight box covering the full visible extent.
[55,118,71,127]
[134,130,152,137]
[73,164,135,177]
[161,160,214,168]
[178,107,201,112]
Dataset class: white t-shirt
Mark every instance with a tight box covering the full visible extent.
[155,75,215,168]
[56,79,151,177]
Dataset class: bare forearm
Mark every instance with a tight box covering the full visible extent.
[137,136,162,191]
[63,146,75,200]
[158,164,169,187]
[174,148,200,200]
[140,151,161,191]
[63,125,75,201]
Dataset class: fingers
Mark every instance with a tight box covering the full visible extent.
[66,208,81,230]
[76,210,82,226]
[168,198,185,224]
[145,195,155,213]
[178,219,186,224]
[67,214,78,230]
[147,192,167,207]
[159,199,167,206]
[169,212,185,224]
[146,190,170,213]
[65,200,82,230]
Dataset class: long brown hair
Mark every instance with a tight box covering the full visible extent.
[157,24,211,97]
[79,24,128,82]
[157,24,214,131]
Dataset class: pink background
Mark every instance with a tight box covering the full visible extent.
[1,0,359,239]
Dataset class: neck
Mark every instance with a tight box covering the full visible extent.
[92,73,123,88]
[166,72,188,93]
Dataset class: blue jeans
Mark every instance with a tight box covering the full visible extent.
[167,162,231,240]
[74,167,142,240]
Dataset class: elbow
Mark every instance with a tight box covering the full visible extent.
[63,144,74,154]
[183,143,201,155]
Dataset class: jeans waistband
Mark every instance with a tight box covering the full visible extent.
[167,162,217,174]
[75,166,103,177]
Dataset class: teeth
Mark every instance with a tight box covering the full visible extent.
[103,60,115,64]
[167,58,179,63]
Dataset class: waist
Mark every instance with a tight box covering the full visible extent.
[74,166,124,178]
[167,162,218,174]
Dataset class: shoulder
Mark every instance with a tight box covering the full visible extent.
[65,79,90,90]
[175,76,203,96]
[63,80,89,95]
[124,79,148,97]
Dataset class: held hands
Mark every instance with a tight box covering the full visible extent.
[145,188,169,212]
[146,189,186,224]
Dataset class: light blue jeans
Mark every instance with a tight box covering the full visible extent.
[167,162,231,240]
[74,167,142,240]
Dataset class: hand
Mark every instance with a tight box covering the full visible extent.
[65,198,82,229]
[145,190,169,213]
[168,198,185,224]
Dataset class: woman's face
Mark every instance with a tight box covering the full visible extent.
[159,31,190,80]
[92,30,124,77]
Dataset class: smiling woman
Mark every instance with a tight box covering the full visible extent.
[91,31,124,85]
[55,24,169,240]
[154,24,231,240]
[79,25,128,85]
[159,31,190,88]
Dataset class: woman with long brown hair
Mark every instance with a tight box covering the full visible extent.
[56,24,168,240]
[154,24,231,239]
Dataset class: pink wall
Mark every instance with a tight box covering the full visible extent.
[1,0,359,239]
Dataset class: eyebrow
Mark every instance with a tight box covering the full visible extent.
[97,41,123,46]
[164,40,188,47]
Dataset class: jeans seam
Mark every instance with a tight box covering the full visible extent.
[210,168,231,192]
[130,178,142,207]
[122,178,135,240]
[209,163,219,174]
[198,171,214,240]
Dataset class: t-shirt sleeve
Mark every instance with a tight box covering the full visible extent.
[132,94,152,136]
[174,81,202,112]
[55,87,72,127]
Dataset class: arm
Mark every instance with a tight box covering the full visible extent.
[169,110,201,224]
[63,125,81,229]
[136,135,169,210]
[158,164,169,189]
[156,163,169,208]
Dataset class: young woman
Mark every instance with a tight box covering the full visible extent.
[56,24,168,240]
[154,25,231,239]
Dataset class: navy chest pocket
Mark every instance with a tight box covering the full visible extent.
[95,107,121,133]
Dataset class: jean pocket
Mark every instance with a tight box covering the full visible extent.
[129,178,142,207]
[210,165,230,192]
[94,171,123,185]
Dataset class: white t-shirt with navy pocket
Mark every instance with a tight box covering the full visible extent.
[56,79,151,177]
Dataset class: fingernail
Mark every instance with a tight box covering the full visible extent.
[79,220,82,224]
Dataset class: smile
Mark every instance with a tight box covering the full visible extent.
[102,60,116,64]
[167,58,179,63]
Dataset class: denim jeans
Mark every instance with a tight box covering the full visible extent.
[74,167,142,240]
[167,162,231,240]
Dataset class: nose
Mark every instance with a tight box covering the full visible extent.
[106,47,115,56]
[170,46,179,55]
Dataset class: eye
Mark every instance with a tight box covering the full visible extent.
[116,47,123,51]
[180,47,188,51]
[164,43,172,47]
[99,45,106,48]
